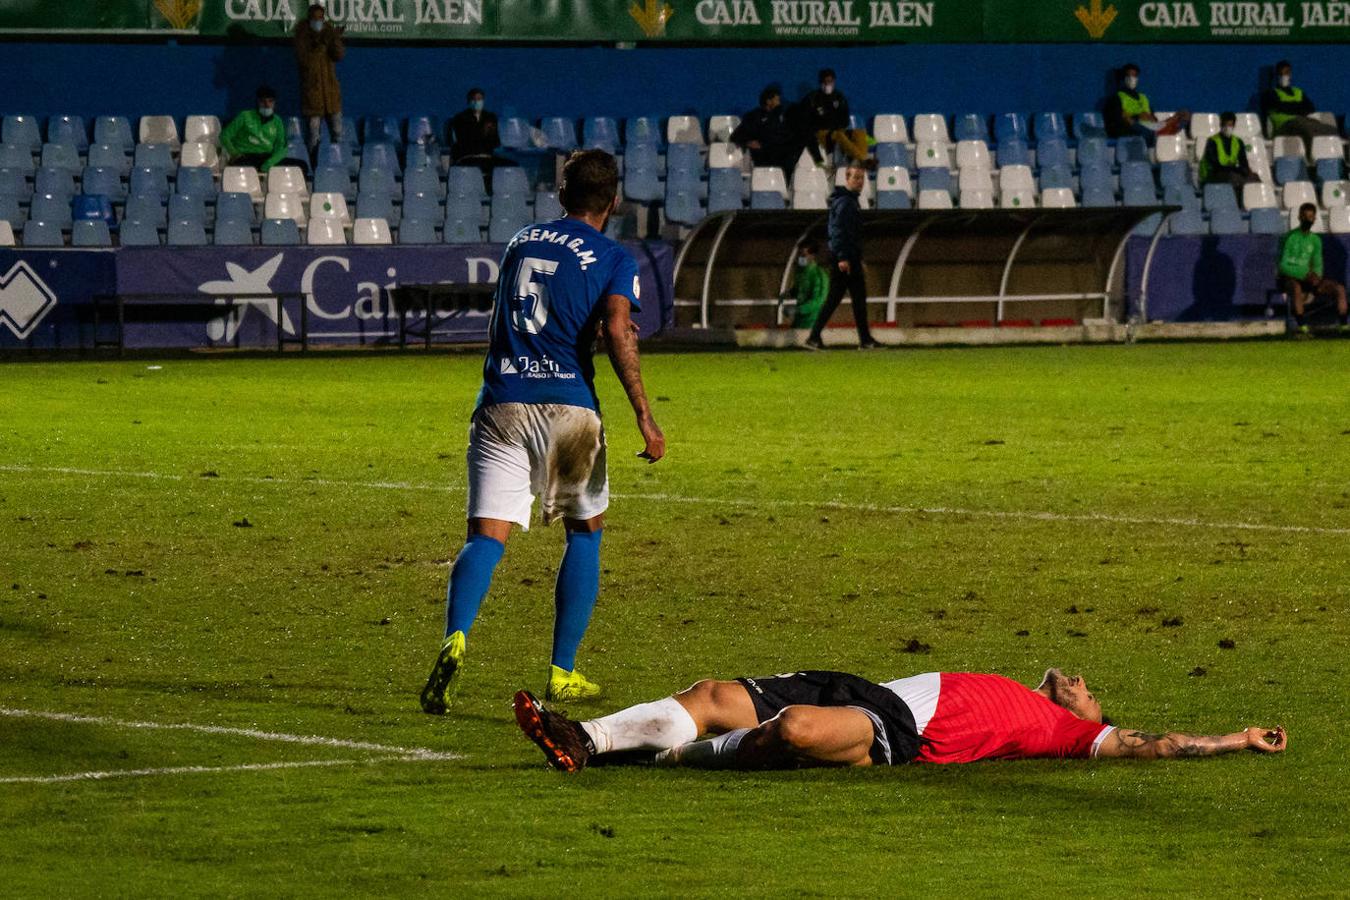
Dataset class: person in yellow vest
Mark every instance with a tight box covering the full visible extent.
[1199,112,1258,194]
[1261,61,1339,164]
[1104,63,1189,144]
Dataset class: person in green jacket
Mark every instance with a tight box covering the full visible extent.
[789,240,829,329]
[220,85,289,172]
[1279,203,1348,334]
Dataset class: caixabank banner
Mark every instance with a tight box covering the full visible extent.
[5,0,1350,41]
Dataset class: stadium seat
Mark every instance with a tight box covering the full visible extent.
[170,165,213,202]
[625,116,662,148]
[34,167,75,200]
[1033,112,1067,142]
[873,114,909,144]
[1079,162,1113,194]
[352,217,392,245]
[222,166,264,203]
[23,219,65,247]
[1320,180,1348,208]
[667,115,705,146]
[1122,182,1158,206]
[1115,136,1148,165]
[73,193,116,227]
[439,215,478,244]
[1288,207,1326,232]
[876,166,912,209]
[917,189,953,209]
[994,113,1027,145]
[184,115,222,147]
[94,116,135,154]
[708,142,744,169]
[307,216,346,245]
[310,192,351,226]
[999,164,1035,192]
[918,168,953,195]
[749,166,787,199]
[1209,207,1248,235]
[489,195,530,242]
[1232,113,1262,144]
[1273,135,1306,161]
[48,115,89,153]
[1315,158,1344,184]
[314,165,355,202]
[911,114,950,144]
[1040,187,1076,208]
[792,163,829,196]
[954,114,990,144]
[1282,181,1316,210]
[666,185,704,223]
[1154,134,1186,163]
[41,142,80,174]
[1202,183,1238,212]
[118,218,161,246]
[1120,160,1154,191]
[624,145,661,202]
[126,193,167,227]
[1082,183,1115,208]
[956,140,991,171]
[666,144,704,190]
[0,196,24,228]
[995,139,1030,168]
[1243,181,1277,210]
[212,217,253,246]
[496,117,531,151]
[88,142,130,175]
[707,115,740,144]
[267,165,309,200]
[406,143,441,173]
[168,192,207,226]
[492,167,530,200]
[750,189,785,210]
[875,142,909,168]
[707,168,743,213]
[260,217,301,245]
[1169,209,1208,235]
[30,194,72,227]
[139,116,181,150]
[358,167,398,199]
[403,165,444,199]
[534,189,563,221]
[1308,134,1342,162]
[361,142,402,178]
[960,188,994,209]
[2,115,41,152]
[81,166,126,203]
[1190,113,1219,145]
[395,217,435,244]
[0,165,27,198]
[357,191,399,227]
[264,192,307,226]
[1071,111,1106,140]
[1001,188,1036,209]
[402,191,440,224]
[541,117,578,152]
[1077,137,1109,170]
[1163,184,1201,213]
[1035,138,1069,172]
[914,141,949,168]
[316,142,355,175]
[216,191,256,225]
[1249,206,1285,234]
[133,143,173,173]
[0,219,12,247]
[415,117,447,151]
[180,141,221,173]
[364,116,402,147]
[1158,160,1193,191]
[167,218,208,246]
[71,219,112,247]
[447,166,487,200]
[582,117,620,153]
[958,168,993,193]
[1328,206,1350,233]
[1039,165,1073,191]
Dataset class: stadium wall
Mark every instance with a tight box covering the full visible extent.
[4,40,1350,123]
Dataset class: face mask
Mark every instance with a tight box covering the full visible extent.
[310,18,324,31]
[1278,74,1292,88]
[1220,126,1234,138]
[1124,75,1138,90]
[469,99,484,112]
[258,106,274,119]
[797,256,808,268]
[822,83,835,95]
[1300,218,1314,231]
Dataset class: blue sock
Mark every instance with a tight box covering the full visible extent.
[551,529,602,671]
[444,534,505,638]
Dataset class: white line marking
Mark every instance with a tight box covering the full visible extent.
[0,758,364,785]
[1,463,1346,536]
[0,708,461,761]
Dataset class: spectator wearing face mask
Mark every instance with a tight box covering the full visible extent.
[730,85,803,178]
[801,69,874,168]
[1104,63,1188,144]
[787,240,829,330]
[1199,112,1258,193]
[219,85,290,172]
[1261,61,1340,163]
[1280,202,1349,335]
[451,87,516,188]
[294,2,346,158]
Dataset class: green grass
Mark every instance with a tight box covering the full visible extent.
[1,342,1346,896]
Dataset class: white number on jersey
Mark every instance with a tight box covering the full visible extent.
[508,256,561,335]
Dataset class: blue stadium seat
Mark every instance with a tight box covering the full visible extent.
[1250,207,1285,234]
[23,219,65,247]
[541,117,578,152]
[1209,207,1249,234]
[314,165,355,202]
[954,113,990,144]
[623,145,662,203]
[707,168,743,212]
[1163,184,1201,213]
[666,143,703,178]
[35,166,76,200]
[1123,182,1158,206]
[215,192,255,226]
[0,196,24,227]
[1159,160,1193,191]
[260,217,300,245]
[1202,183,1238,212]
[94,116,135,153]
[129,166,170,200]
[30,193,72,227]
[1072,111,1107,140]
[358,167,398,198]
[1119,161,1154,191]
[917,168,952,194]
[3,115,41,152]
[316,142,356,176]
[41,143,81,174]
[330,116,358,149]
[498,117,532,151]
[1082,183,1116,207]
[364,116,403,147]
[126,193,167,227]
[167,218,208,246]
[583,117,619,153]
[48,115,89,153]
[73,193,116,226]
[996,139,1031,168]
[360,142,402,177]
[1039,165,1074,191]
[447,166,486,200]
[133,143,173,172]
[750,189,785,210]
[88,143,130,175]
[1035,138,1069,171]
[119,219,161,246]
[534,189,563,221]
[1132,212,1163,236]
[1079,161,1114,191]
[440,216,479,244]
[400,217,440,244]
[1077,137,1110,170]
[445,193,481,226]
[169,192,208,224]
[406,143,441,173]
[665,185,702,225]
[1274,157,1306,185]
[876,142,909,168]
[178,169,215,204]
[1034,112,1067,142]
[876,188,912,210]
[212,217,254,246]
[994,113,1028,145]
[285,116,304,143]
[489,195,531,242]
[492,166,530,200]
[1169,209,1208,234]
[403,165,444,199]
[0,167,28,200]
[407,115,439,149]
[71,219,112,247]
[402,191,440,222]
[1315,157,1343,183]
[356,191,399,226]
[1115,136,1148,165]
[80,166,126,203]
[625,116,662,148]
[0,143,35,174]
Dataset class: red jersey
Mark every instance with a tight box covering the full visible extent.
[883,672,1113,764]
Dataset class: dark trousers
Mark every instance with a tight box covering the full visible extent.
[809,260,874,344]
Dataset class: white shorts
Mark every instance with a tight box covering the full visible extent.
[465,402,609,530]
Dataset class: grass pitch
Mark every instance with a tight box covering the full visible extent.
[1,342,1347,896]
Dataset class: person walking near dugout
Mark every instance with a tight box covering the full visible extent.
[806,163,878,350]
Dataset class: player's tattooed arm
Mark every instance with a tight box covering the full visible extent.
[1097,726,1287,759]
[602,294,665,463]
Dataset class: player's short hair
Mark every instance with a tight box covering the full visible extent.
[1300,202,1318,216]
[256,85,277,102]
[1219,111,1236,125]
[818,68,836,82]
[760,85,781,106]
[1275,59,1292,73]
[1120,62,1140,77]
[559,149,619,216]
[466,86,484,102]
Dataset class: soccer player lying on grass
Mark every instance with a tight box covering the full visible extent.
[513,668,1287,772]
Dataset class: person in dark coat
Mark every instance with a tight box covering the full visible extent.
[293,3,345,157]
[806,163,877,350]
[450,87,516,189]
[729,85,803,177]
[800,69,872,167]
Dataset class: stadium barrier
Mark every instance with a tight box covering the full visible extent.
[673,208,1173,330]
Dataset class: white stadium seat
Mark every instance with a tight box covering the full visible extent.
[1310,135,1343,161]
[309,191,351,225]
[750,166,788,198]
[708,142,744,169]
[1281,181,1315,210]
[792,164,829,195]
[352,217,392,245]
[139,114,181,150]
[914,141,949,169]
[917,189,953,209]
[179,141,220,173]
[707,115,740,143]
[955,140,991,171]
[1244,140,1273,184]
[959,188,994,209]
[1154,134,1186,163]
[264,191,307,225]
[267,165,309,200]
[999,164,1035,192]
[876,165,911,194]
[222,165,264,203]
[667,115,705,146]
[306,216,346,245]
[872,114,909,144]
[1321,180,1349,208]
[1273,135,1306,160]
[792,186,828,210]
[957,168,993,192]
[184,115,222,147]
[911,113,950,144]
[1232,112,1263,143]
[1243,181,1277,210]
[1000,188,1036,209]
[1190,113,1220,144]
[1328,206,1350,233]
[1040,187,1077,208]
[0,220,13,247]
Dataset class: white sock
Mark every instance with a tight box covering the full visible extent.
[654,728,751,768]
[580,697,699,754]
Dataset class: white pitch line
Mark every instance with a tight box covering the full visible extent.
[0,708,461,762]
[1,463,1347,537]
[0,758,364,785]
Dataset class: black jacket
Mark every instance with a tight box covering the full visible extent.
[450,108,500,160]
[803,88,851,133]
[730,106,790,150]
[828,186,862,262]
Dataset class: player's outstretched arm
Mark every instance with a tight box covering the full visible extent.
[1097,726,1287,759]
[602,294,664,463]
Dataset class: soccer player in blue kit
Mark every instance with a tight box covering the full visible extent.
[421,149,665,713]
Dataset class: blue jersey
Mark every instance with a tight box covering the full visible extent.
[477,217,640,412]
